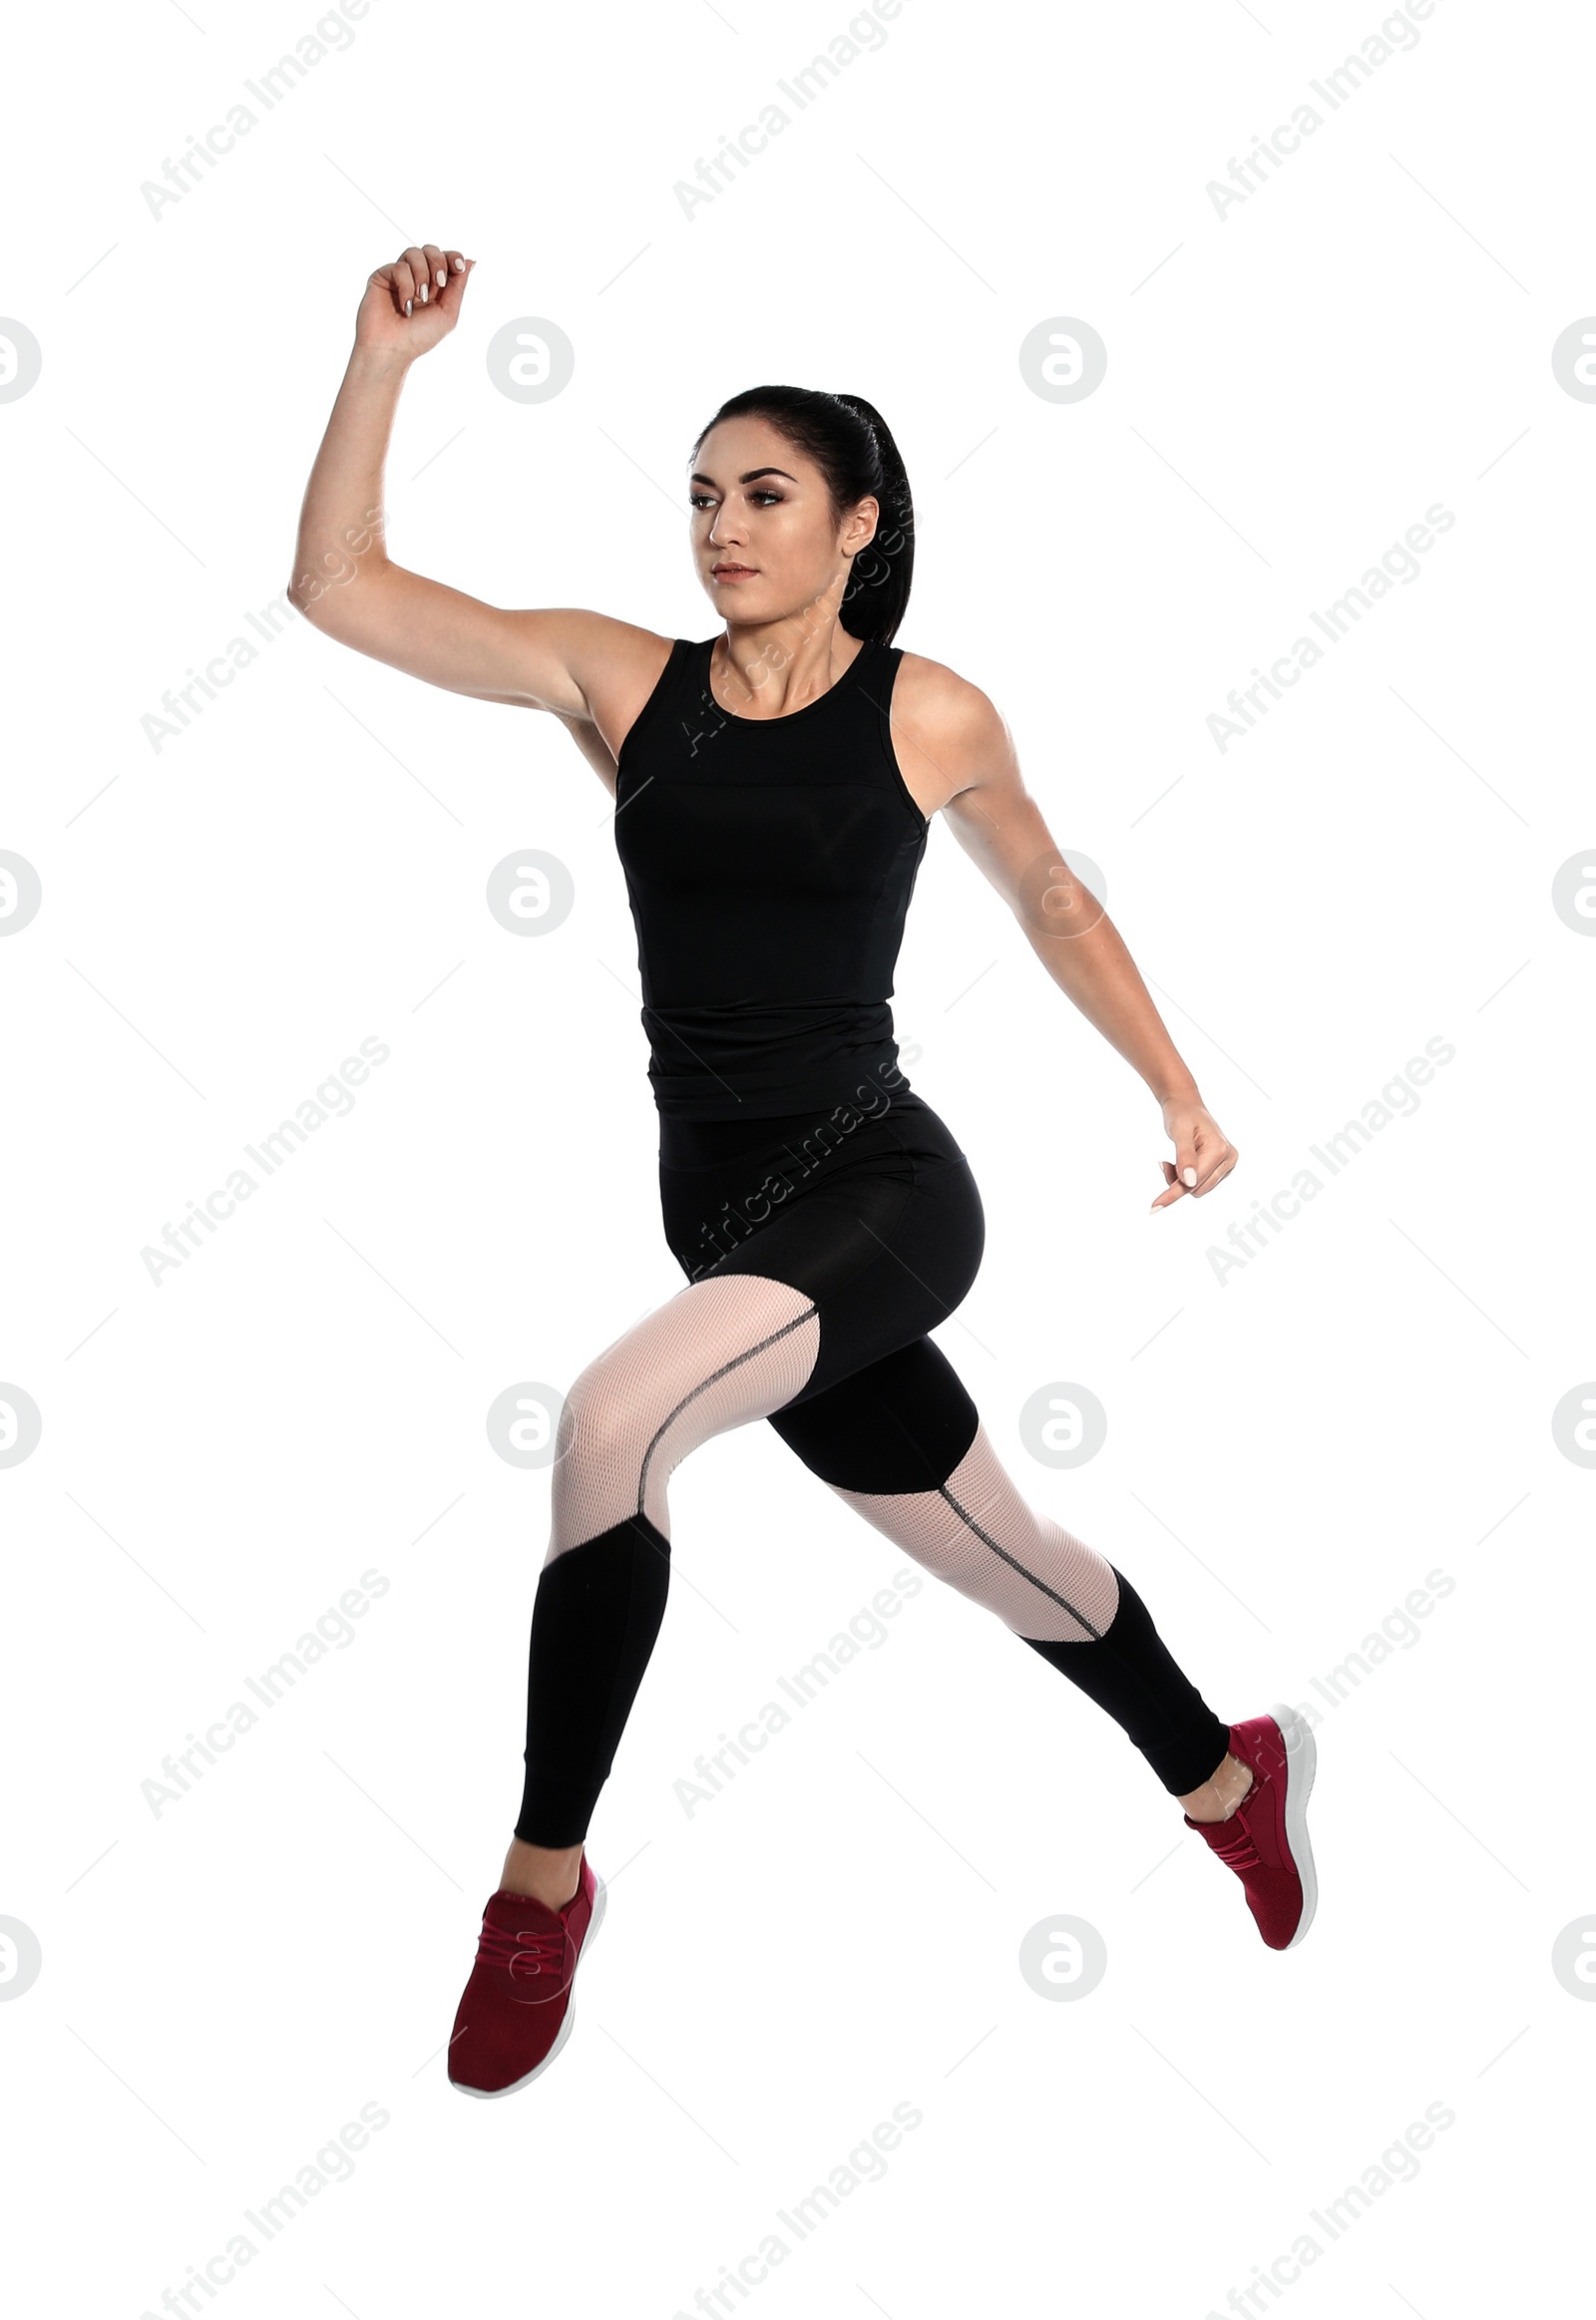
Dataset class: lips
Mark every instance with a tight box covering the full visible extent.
[711,564,755,579]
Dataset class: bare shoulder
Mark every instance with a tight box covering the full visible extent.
[544,607,675,669]
[534,611,676,745]
[890,648,1015,817]
[893,648,998,734]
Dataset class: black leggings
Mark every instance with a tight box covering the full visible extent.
[517,1087,1231,1845]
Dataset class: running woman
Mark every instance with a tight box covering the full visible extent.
[289,244,1319,2101]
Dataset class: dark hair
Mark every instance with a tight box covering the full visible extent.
[690,384,916,645]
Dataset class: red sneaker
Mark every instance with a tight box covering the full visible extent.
[448,1852,606,2098]
[1185,1705,1318,1950]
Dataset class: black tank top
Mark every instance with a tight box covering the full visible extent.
[613,633,930,1122]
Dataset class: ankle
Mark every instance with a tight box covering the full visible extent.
[500,1836,583,1911]
[1179,1752,1254,1824]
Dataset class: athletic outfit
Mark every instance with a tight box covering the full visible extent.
[450,629,1315,2096]
[514,632,1233,1846]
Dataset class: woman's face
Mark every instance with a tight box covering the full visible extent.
[689,416,878,626]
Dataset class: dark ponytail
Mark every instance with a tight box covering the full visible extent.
[690,384,916,645]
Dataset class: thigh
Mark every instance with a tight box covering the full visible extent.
[550,1273,822,1558]
[657,1095,986,1405]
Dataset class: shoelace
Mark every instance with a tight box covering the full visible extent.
[475,1920,569,1980]
[1207,1810,1262,1871]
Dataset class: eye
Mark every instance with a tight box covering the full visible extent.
[750,489,784,506]
[688,492,716,510]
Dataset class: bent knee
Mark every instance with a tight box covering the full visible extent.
[549,1360,653,1542]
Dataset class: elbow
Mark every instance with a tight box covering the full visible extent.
[286,571,333,627]
[287,547,393,634]
[285,542,359,628]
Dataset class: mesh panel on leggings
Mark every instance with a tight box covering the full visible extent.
[548,1274,822,1563]
[832,1423,1120,1642]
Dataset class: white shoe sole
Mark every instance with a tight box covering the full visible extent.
[451,1870,608,2100]
[1268,1702,1318,1949]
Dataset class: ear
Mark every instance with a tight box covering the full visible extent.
[843,494,881,555]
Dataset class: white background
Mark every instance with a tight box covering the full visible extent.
[3,1,1590,2312]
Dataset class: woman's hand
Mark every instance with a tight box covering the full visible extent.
[1152,1096,1237,1210]
[355,244,474,360]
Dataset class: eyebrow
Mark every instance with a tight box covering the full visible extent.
[688,467,798,487]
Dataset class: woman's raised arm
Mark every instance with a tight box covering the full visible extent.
[286,243,669,753]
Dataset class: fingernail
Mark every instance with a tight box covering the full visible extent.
[404,298,412,316]
[1182,1169,1197,1187]
[437,266,447,284]
[419,282,428,302]
[451,255,465,270]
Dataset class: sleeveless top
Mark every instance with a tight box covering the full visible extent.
[612,633,929,1121]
